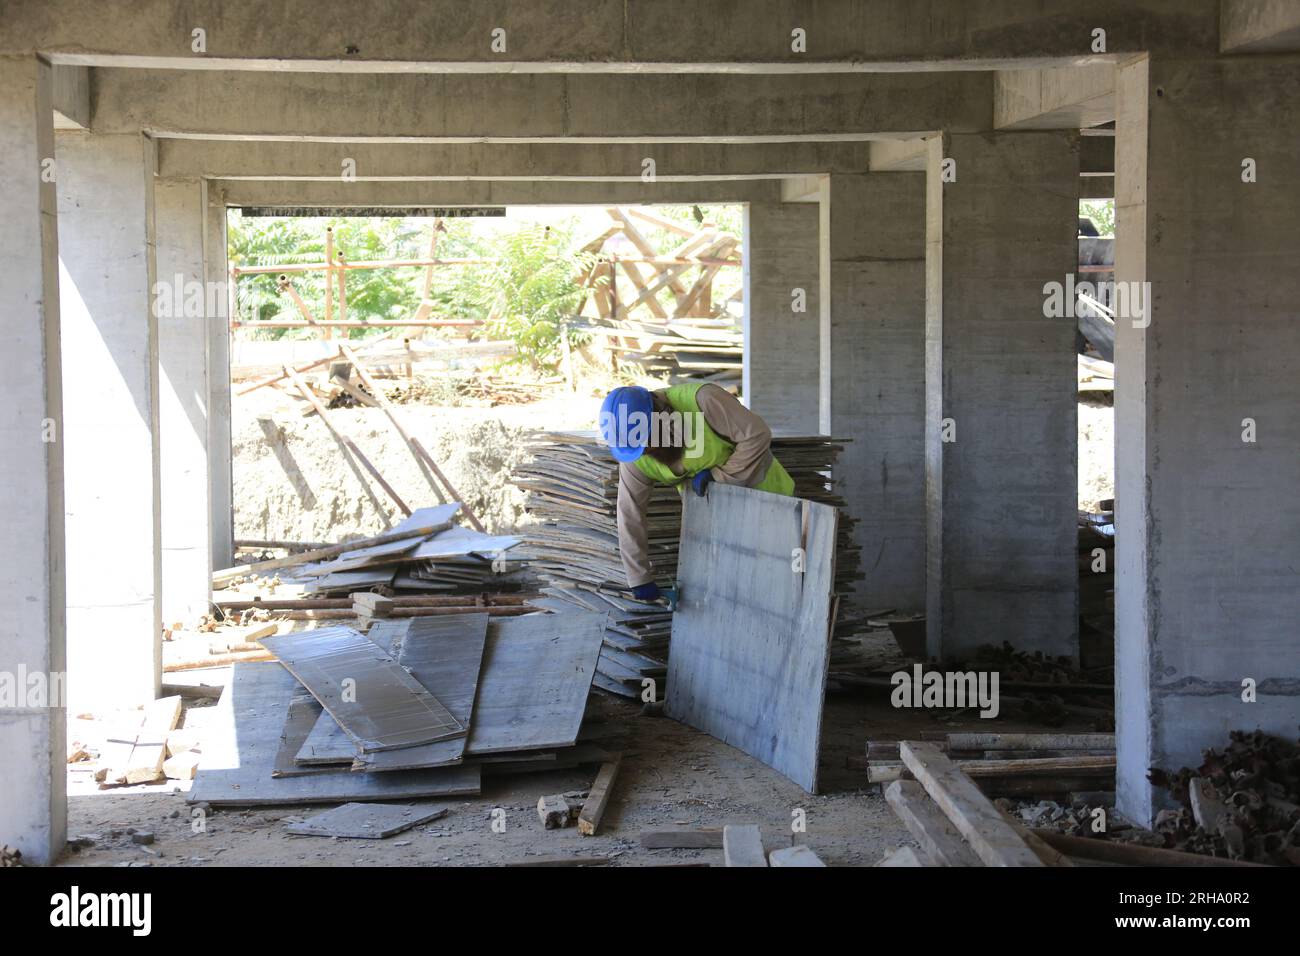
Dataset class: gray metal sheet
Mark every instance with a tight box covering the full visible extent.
[665,484,838,793]
[188,663,481,806]
[261,626,464,752]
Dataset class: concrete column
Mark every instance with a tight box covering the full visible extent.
[154,178,212,622]
[743,201,820,433]
[204,185,233,570]
[1114,55,1300,825]
[826,172,927,611]
[56,131,161,710]
[0,55,67,865]
[925,131,1080,660]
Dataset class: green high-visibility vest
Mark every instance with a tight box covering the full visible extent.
[632,383,795,496]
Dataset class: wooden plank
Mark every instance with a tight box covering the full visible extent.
[212,511,456,587]
[340,343,486,532]
[768,845,827,867]
[284,802,448,839]
[577,754,623,836]
[883,780,983,867]
[868,754,1115,784]
[639,827,723,849]
[899,741,1045,867]
[666,485,838,793]
[877,846,929,867]
[722,824,767,867]
[261,626,464,752]
[123,696,183,785]
[188,663,481,807]
[284,365,411,517]
[946,732,1115,752]
[465,611,606,755]
[1031,829,1268,868]
[999,810,1074,866]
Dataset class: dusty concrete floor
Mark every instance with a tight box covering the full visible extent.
[59,677,1090,868]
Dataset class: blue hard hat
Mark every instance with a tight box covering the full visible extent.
[599,386,654,462]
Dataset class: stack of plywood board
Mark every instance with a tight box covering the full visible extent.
[188,609,609,807]
[512,431,863,698]
[224,503,532,597]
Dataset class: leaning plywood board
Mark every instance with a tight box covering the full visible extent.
[188,663,480,806]
[465,611,607,755]
[666,484,838,793]
[262,626,464,752]
[899,741,1045,867]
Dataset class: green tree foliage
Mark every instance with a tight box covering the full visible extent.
[1079,200,1116,237]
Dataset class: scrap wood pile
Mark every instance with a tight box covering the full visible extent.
[66,695,199,788]
[872,732,1278,867]
[187,607,622,815]
[511,431,864,698]
[213,504,532,603]
[570,318,743,391]
[1147,730,1300,866]
[570,207,744,390]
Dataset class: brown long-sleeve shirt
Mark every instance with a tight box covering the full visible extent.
[616,384,776,587]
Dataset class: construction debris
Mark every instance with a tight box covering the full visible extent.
[1146,730,1300,865]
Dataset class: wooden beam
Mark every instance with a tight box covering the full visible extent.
[338,343,486,532]
[899,741,1045,867]
[722,824,767,867]
[884,779,983,866]
[639,827,723,849]
[284,365,411,517]
[577,754,623,836]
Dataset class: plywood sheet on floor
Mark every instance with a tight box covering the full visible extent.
[465,611,606,755]
[188,662,480,807]
[666,484,837,793]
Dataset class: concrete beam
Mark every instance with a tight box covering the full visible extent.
[51,64,88,129]
[214,178,785,208]
[89,69,992,141]
[159,139,874,181]
[0,54,68,867]
[925,131,1080,661]
[868,138,930,171]
[1113,54,1300,826]
[1221,0,1300,53]
[56,131,162,711]
[994,63,1115,129]
[1,0,1219,70]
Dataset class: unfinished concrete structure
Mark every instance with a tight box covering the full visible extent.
[2,0,1298,863]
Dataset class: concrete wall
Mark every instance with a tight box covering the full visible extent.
[745,202,820,433]
[56,131,161,710]
[827,173,927,611]
[154,178,212,621]
[926,131,1080,660]
[0,54,68,866]
[1114,55,1300,824]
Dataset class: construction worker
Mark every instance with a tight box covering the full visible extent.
[598,382,794,601]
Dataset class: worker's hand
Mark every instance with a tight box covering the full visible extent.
[631,581,661,602]
[691,469,713,497]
